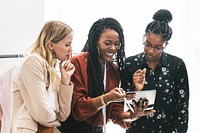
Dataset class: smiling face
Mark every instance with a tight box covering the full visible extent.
[51,32,73,61]
[97,29,120,63]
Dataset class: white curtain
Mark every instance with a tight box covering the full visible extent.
[180,0,200,133]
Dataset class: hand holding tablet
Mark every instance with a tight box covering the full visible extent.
[124,90,156,112]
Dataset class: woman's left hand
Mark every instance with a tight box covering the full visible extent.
[130,98,155,121]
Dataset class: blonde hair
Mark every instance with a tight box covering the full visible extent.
[31,20,73,85]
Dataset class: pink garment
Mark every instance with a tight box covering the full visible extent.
[0,106,2,131]
[0,67,15,133]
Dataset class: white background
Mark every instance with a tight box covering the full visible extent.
[0,0,199,132]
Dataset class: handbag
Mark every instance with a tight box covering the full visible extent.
[37,124,54,133]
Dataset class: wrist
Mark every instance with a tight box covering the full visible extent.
[134,86,143,91]
[61,80,70,86]
[103,93,111,105]
[100,95,107,106]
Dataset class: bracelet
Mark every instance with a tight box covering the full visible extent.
[100,95,107,106]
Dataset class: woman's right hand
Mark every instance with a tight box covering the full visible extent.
[133,68,146,91]
[59,60,75,86]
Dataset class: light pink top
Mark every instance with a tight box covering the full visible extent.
[0,66,15,133]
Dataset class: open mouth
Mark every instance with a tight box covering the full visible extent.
[105,52,115,57]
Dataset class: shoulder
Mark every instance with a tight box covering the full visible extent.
[20,54,46,73]
[161,53,188,72]
[163,52,185,65]
[126,52,145,67]
[126,53,144,62]
[23,54,44,65]
[71,52,88,64]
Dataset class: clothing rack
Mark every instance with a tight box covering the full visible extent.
[0,53,79,59]
[0,54,25,58]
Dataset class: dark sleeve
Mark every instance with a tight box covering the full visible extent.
[121,58,135,92]
[173,60,189,133]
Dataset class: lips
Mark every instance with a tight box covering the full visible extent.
[147,54,153,58]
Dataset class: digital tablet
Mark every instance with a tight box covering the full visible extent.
[124,90,156,111]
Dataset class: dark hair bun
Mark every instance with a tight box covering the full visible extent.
[153,9,172,23]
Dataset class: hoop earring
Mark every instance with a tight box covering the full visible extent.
[97,46,100,56]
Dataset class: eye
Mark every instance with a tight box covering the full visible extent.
[145,41,151,47]
[104,40,111,45]
[114,41,120,46]
[65,42,71,47]
[104,40,112,46]
[155,46,163,50]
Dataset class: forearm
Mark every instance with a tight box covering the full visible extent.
[57,82,74,121]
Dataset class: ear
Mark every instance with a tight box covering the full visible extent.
[47,41,54,51]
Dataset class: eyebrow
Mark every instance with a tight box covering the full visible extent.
[146,40,163,47]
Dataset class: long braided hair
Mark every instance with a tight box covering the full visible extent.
[82,17,126,98]
[145,9,173,44]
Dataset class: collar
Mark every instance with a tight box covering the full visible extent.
[139,52,168,67]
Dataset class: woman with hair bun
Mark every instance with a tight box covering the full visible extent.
[122,9,189,133]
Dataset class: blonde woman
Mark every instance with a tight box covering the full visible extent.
[8,21,75,133]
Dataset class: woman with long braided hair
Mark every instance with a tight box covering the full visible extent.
[59,17,155,133]
[122,9,189,133]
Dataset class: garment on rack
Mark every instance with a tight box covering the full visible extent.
[0,66,15,133]
[0,54,25,59]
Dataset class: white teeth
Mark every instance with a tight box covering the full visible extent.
[106,52,114,56]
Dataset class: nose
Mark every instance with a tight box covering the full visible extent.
[109,44,117,50]
[147,47,154,53]
[69,45,73,52]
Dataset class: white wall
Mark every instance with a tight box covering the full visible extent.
[182,1,200,132]
[0,0,45,74]
[44,0,183,56]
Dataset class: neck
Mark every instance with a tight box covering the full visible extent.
[147,60,160,70]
